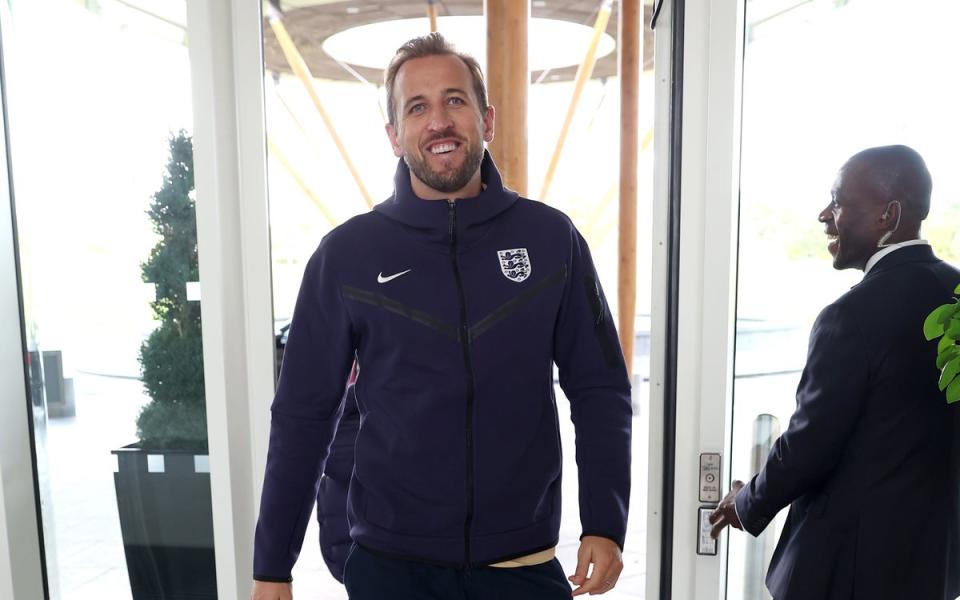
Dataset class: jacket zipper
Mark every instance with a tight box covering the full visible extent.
[448,200,476,568]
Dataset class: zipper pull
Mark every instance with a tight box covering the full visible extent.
[447,200,456,241]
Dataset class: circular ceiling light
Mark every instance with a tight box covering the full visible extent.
[322,16,616,73]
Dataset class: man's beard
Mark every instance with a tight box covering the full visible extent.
[405,138,484,195]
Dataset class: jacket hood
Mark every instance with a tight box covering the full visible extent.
[373,150,519,247]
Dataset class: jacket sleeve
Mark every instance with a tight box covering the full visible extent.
[735,301,867,536]
[553,227,633,549]
[253,238,356,581]
[316,383,359,583]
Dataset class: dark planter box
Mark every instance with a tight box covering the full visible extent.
[112,444,218,599]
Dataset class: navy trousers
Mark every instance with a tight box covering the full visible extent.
[343,544,574,599]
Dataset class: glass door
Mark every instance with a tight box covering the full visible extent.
[0,1,217,598]
[727,0,960,598]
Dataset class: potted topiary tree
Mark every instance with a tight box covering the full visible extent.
[924,283,960,404]
[112,131,218,599]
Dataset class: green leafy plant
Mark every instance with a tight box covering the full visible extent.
[136,131,206,450]
[923,282,960,404]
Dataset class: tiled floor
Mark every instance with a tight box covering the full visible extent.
[42,374,646,599]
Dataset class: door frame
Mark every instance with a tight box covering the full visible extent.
[648,0,746,598]
[0,2,48,597]
[185,1,275,598]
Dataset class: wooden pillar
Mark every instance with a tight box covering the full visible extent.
[618,0,640,372]
[426,1,438,32]
[485,0,528,195]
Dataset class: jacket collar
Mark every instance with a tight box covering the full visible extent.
[373,151,518,246]
[862,243,937,281]
[863,239,930,275]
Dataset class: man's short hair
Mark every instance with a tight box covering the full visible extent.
[851,145,933,220]
[384,32,488,128]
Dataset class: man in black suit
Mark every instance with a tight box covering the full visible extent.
[710,145,960,600]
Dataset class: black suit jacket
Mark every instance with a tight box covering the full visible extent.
[736,244,960,600]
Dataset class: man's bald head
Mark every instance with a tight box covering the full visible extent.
[820,145,932,270]
[846,145,932,223]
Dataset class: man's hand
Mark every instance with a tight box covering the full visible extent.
[251,580,292,600]
[708,480,745,539]
[568,535,623,596]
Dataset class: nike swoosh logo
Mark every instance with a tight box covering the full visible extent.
[377,269,412,284]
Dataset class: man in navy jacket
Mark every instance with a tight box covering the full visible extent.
[710,145,960,600]
[252,33,632,599]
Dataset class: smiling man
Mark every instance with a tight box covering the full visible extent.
[710,145,960,600]
[384,51,492,200]
[251,33,632,600]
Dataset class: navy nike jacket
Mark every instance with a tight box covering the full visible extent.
[253,152,632,581]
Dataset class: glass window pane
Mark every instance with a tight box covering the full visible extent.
[3,1,215,598]
[729,1,960,598]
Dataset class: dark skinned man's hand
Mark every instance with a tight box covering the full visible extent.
[708,480,745,539]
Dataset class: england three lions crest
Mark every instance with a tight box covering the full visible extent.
[497,248,531,283]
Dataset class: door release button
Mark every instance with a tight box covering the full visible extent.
[699,452,722,503]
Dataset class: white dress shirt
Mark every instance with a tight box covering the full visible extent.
[864,238,929,275]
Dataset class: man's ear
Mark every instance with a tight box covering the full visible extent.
[482,105,495,144]
[385,123,403,158]
[880,200,901,225]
